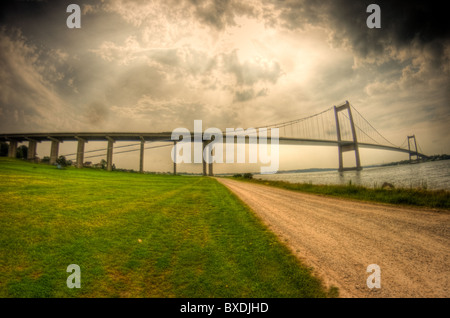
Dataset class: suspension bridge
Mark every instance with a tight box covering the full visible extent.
[256,101,428,171]
[0,101,427,175]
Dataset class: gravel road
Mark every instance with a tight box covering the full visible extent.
[217,178,449,298]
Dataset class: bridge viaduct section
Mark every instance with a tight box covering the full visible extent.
[0,133,214,176]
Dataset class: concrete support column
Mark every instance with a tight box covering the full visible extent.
[106,137,115,171]
[139,137,145,173]
[49,140,60,165]
[8,140,17,158]
[27,140,37,162]
[173,141,177,175]
[208,161,213,176]
[207,141,214,176]
[208,141,213,176]
[202,140,207,176]
[76,137,85,168]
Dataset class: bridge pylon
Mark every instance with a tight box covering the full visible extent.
[407,135,419,162]
[334,101,362,172]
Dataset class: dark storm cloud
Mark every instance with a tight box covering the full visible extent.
[0,1,76,39]
[0,0,51,24]
[269,0,449,63]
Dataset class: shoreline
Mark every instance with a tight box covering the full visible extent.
[226,176,450,210]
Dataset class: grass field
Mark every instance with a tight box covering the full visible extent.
[234,176,450,209]
[0,158,333,298]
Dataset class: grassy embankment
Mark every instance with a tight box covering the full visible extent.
[231,175,450,209]
[0,158,335,298]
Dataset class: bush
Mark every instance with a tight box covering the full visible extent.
[232,173,253,179]
[16,145,28,159]
[56,155,67,168]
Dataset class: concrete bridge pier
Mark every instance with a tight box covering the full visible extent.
[202,140,214,176]
[139,137,145,173]
[202,158,207,176]
[208,155,213,176]
[27,139,38,162]
[8,140,17,158]
[106,137,115,171]
[207,142,214,176]
[48,137,61,165]
[75,137,86,168]
[173,140,177,175]
[202,140,207,176]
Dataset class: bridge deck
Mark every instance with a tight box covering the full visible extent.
[0,132,173,142]
[0,132,426,158]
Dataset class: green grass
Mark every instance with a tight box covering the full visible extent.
[232,177,450,209]
[0,158,333,298]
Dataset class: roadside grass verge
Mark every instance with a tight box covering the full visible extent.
[230,176,450,209]
[0,158,333,298]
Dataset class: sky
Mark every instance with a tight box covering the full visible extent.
[0,0,449,173]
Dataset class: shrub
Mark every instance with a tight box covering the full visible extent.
[56,155,68,168]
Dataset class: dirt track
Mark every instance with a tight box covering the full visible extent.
[217,178,449,298]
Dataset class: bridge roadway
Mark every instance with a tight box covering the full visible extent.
[0,132,426,174]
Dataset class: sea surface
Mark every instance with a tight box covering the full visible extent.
[254,160,450,191]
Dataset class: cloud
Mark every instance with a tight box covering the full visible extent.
[90,32,283,110]
[84,101,109,126]
[221,50,284,86]
[233,87,269,103]
[110,95,210,132]
[0,27,83,132]
[102,0,260,31]
[189,0,258,30]
[233,88,255,102]
[268,0,450,67]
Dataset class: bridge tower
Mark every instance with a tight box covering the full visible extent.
[333,101,362,172]
[407,135,419,162]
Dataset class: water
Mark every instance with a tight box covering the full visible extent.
[255,160,450,191]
